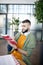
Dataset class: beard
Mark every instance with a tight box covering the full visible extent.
[22,29,28,33]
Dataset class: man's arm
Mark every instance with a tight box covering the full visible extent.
[0,34,27,56]
[17,48,28,56]
[0,34,17,49]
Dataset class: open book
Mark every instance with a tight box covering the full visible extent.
[1,34,17,46]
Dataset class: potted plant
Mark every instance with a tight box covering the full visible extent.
[34,0,43,40]
[34,0,43,23]
[9,17,19,36]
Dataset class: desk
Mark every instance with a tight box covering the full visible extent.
[0,54,20,65]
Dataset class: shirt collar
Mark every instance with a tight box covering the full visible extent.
[21,31,30,36]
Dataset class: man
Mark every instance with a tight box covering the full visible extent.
[11,19,36,65]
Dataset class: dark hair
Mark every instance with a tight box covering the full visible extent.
[22,19,31,25]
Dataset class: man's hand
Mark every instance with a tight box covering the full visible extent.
[8,41,17,49]
[1,34,17,49]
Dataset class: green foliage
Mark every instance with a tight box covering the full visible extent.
[34,0,43,23]
[10,17,19,26]
[9,17,19,31]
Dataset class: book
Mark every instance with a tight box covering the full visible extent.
[2,35,17,46]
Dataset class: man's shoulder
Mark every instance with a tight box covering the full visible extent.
[28,32,35,40]
[28,32,34,37]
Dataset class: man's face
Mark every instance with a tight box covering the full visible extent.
[22,22,31,33]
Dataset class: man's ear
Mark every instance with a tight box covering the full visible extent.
[28,25,31,30]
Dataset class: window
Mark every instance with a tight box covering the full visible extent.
[0,15,6,34]
[0,5,7,13]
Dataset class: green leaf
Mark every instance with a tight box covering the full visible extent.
[34,0,43,23]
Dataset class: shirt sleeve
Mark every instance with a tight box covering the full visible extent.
[23,33,36,57]
[26,34,36,57]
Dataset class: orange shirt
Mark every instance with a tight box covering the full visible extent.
[12,34,26,60]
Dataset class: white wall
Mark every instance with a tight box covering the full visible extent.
[0,0,37,4]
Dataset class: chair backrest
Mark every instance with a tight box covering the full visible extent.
[0,39,8,55]
[30,41,41,65]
